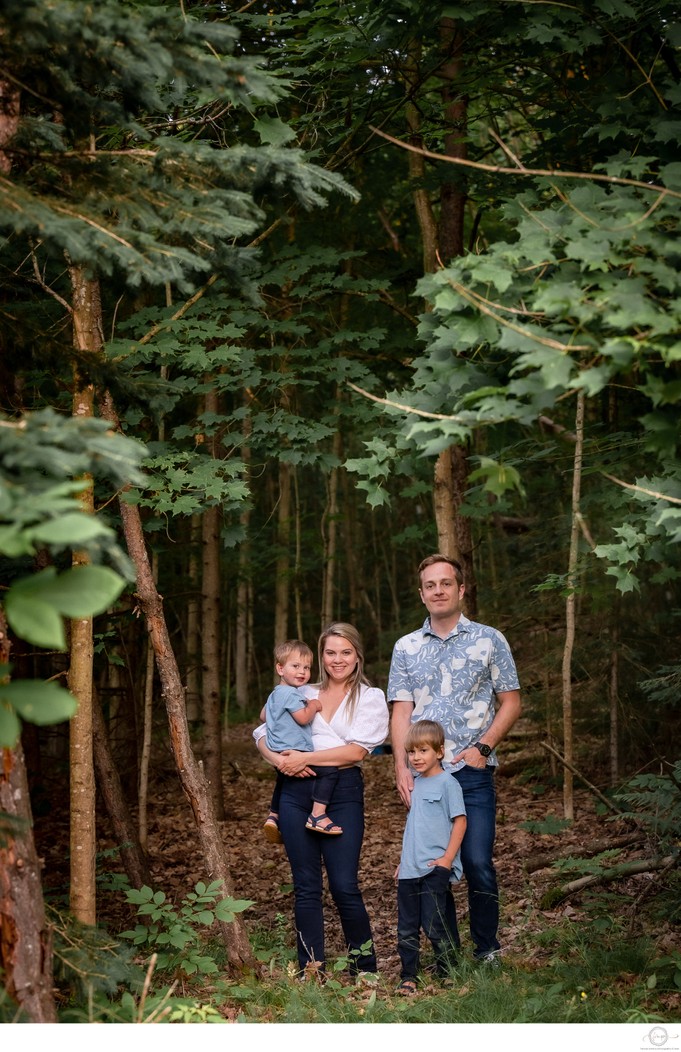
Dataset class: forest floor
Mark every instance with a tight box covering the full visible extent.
[35,721,680,997]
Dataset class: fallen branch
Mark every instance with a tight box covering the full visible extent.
[525,833,640,874]
[628,854,680,928]
[540,741,624,817]
[540,854,677,908]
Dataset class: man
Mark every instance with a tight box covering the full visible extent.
[388,553,522,964]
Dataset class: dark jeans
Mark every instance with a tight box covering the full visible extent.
[278,766,376,973]
[451,764,500,957]
[397,866,460,980]
[270,766,340,813]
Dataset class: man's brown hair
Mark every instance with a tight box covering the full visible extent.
[418,554,464,588]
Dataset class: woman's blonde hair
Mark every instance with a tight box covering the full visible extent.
[317,622,371,718]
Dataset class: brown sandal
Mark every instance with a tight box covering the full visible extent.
[263,813,282,844]
[396,979,418,996]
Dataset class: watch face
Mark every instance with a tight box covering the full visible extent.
[476,742,491,756]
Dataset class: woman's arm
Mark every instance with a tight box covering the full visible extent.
[255,729,316,777]
[278,742,367,776]
[255,735,282,768]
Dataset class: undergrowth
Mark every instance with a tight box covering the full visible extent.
[5,867,676,1025]
[36,891,679,1024]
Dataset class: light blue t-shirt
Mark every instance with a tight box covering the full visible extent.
[398,767,466,883]
[265,683,313,752]
[388,615,520,769]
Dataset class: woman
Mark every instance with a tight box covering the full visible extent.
[254,622,388,976]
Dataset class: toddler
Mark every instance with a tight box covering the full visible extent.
[261,639,343,842]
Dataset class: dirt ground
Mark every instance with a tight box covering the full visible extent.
[34,722,679,988]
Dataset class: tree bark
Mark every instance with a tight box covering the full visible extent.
[274,459,292,645]
[0,79,20,175]
[201,502,224,820]
[438,17,468,264]
[68,264,101,926]
[609,623,620,788]
[321,417,342,629]
[92,691,151,889]
[235,403,252,712]
[100,391,254,970]
[404,26,477,606]
[138,631,154,852]
[561,391,585,821]
[0,611,57,1023]
[185,516,201,721]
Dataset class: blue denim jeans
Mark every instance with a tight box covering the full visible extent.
[397,866,460,980]
[278,766,377,973]
[451,764,500,957]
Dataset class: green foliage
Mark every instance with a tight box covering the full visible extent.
[0,409,145,746]
[120,881,254,978]
[50,904,145,1003]
[4,566,125,649]
[614,762,681,850]
[1,0,356,292]
[0,408,143,570]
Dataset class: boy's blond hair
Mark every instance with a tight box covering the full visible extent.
[404,719,445,755]
[274,639,313,667]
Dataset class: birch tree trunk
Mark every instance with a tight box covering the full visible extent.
[100,393,253,969]
[562,391,585,820]
[0,612,57,1023]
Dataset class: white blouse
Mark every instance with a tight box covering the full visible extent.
[253,682,388,759]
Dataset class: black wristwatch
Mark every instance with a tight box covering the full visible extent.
[473,741,492,757]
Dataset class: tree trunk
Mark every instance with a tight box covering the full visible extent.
[235,405,252,711]
[201,502,225,820]
[0,79,20,175]
[274,459,292,645]
[404,40,438,274]
[0,611,57,1023]
[185,515,201,721]
[68,264,101,926]
[404,27,477,606]
[609,622,619,788]
[438,17,468,264]
[321,419,342,629]
[293,467,305,641]
[92,691,151,889]
[138,632,154,852]
[100,391,253,970]
[561,391,585,820]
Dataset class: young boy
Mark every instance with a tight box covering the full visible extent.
[395,719,467,995]
[261,639,343,843]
